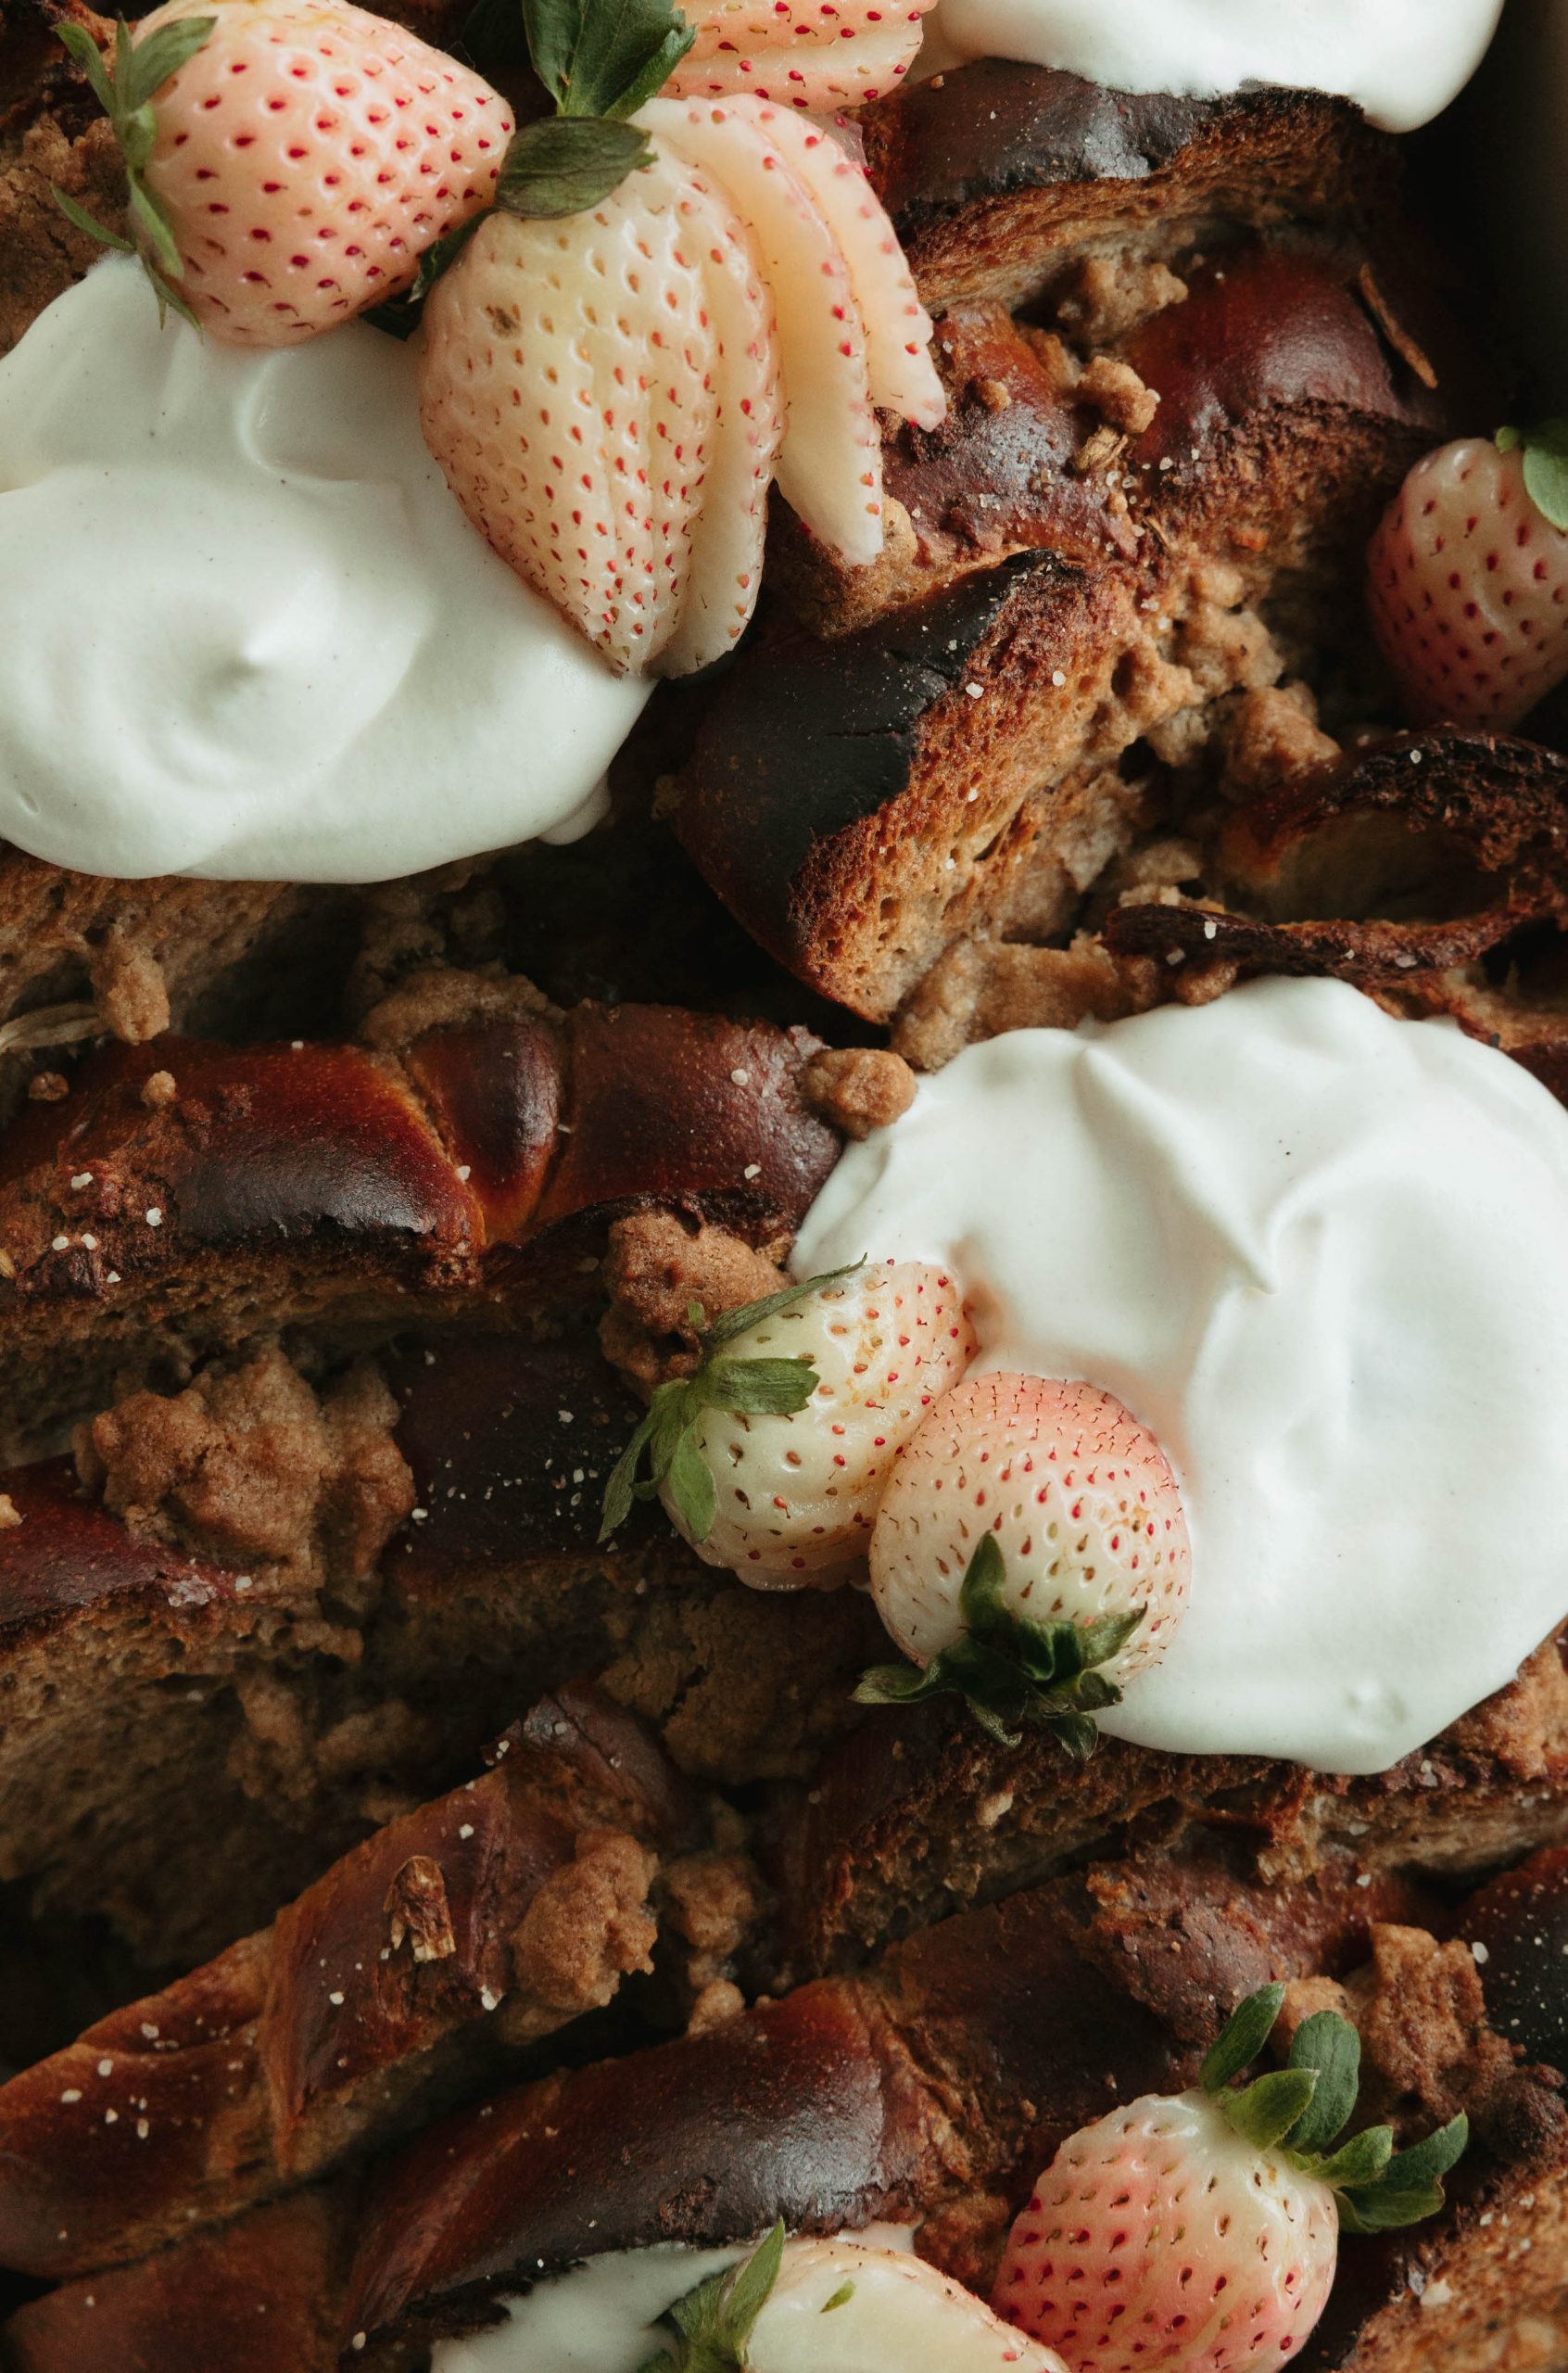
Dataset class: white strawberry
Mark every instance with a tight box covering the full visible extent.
[418,144,780,673]
[669,0,937,114]
[639,95,891,565]
[659,163,787,671]
[745,2239,1069,2373]
[994,1986,1469,2373]
[1367,428,1568,730]
[857,1375,1189,1753]
[733,105,943,428]
[57,0,511,341]
[601,1260,977,1584]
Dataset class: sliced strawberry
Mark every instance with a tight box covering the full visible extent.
[749,105,943,428]
[669,0,935,112]
[419,146,721,672]
[639,95,885,566]
[656,166,785,675]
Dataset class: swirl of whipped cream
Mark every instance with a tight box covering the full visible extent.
[0,258,648,882]
[794,977,1568,1775]
[926,0,1504,133]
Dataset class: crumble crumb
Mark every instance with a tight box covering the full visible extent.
[802,1046,917,1138]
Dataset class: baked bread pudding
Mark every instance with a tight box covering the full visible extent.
[3,2,1568,2368]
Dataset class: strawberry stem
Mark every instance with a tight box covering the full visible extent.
[1198,1986,1468,2229]
[854,1532,1144,1758]
[639,2222,785,2373]
[52,15,216,328]
[598,1260,865,1543]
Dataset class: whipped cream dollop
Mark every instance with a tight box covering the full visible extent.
[0,258,648,882]
[794,978,1568,1775]
[926,0,1504,133]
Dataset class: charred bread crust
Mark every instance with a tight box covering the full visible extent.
[677,244,1471,1020]
[858,62,1398,312]
[1106,730,1568,983]
[0,1456,247,1643]
[1,2187,356,2373]
[769,243,1468,644]
[4,1857,1553,2370]
[765,302,1142,638]
[0,998,840,1454]
[0,1684,695,2279]
[674,553,1097,1019]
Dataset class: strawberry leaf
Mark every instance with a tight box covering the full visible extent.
[854,1534,1142,1757]
[650,2224,786,2373]
[666,1422,717,1542]
[524,0,695,121]
[700,1260,866,1353]
[54,14,216,324]
[820,2282,855,2313]
[494,114,652,218]
[1368,2113,1470,2198]
[1283,2010,1360,2156]
[1309,2125,1394,2191]
[54,17,115,108]
[598,1265,860,1546]
[50,185,134,254]
[1498,421,1568,535]
[461,0,532,77]
[1199,1985,1285,2093]
[1333,2116,1468,2238]
[127,174,183,280]
[1224,2067,1319,2155]
[363,214,486,338]
[599,1405,661,1541]
[700,1356,817,1416]
[123,14,218,111]
[1335,2184,1443,2237]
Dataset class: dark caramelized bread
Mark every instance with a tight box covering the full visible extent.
[12,1846,1555,2373]
[0,1682,704,2278]
[856,61,1399,314]
[0,974,841,1455]
[676,235,1475,1020]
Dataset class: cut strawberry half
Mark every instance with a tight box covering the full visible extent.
[657,165,785,674]
[746,104,943,427]
[669,0,936,111]
[640,95,886,566]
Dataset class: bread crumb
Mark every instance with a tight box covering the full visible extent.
[28,1071,69,1103]
[0,1494,20,1529]
[802,1046,917,1139]
[687,1979,746,2035]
